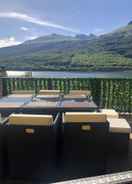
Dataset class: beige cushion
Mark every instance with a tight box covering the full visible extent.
[129,133,132,140]
[63,112,107,123]
[37,95,59,99]
[8,94,33,98]
[39,90,60,95]
[69,90,91,96]
[12,90,34,95]
[108,118,131,134]
[9,114,53,126]
[101,109,119,118]
[64,94,86,99]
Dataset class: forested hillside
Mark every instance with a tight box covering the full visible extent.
[0,22,132,71]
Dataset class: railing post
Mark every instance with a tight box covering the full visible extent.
[0,67,7,97]
[0,78,3,97]
[48,79,52,90]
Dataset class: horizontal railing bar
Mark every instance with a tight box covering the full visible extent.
[1,77,132,80]
[53,170,132,184]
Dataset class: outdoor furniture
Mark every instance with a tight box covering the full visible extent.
[21,99,61,117]
[0,93,98,116]
[20,98,98,115]
[64,90,91,100]
[37,90,61,100]
[39,90,60,95]
[9,113,53,125]
[0,113,5,180]
[63,94,87,100]
[8,94,33,98]
[108,118,131,152]
[60,112,108,177]
[4,113,59,181]
[37,94,60,100]
[12,90,34,95]
[0,94,33,116]
[69,90,91,96]
[0,94,33,105]
[60,100,97,112]
[63,112,106,123]
[23,99,59,108]
[101,109,119,118]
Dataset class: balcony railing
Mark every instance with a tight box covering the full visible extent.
[0,77,132,112]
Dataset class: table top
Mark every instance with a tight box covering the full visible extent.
[60,100,97,108]
[0,94,33,108]
[24,100,59,108]
[0,95,98,113]
[22,98,97,112]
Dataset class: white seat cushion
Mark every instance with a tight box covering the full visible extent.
[64,94,86,99]
[12,90,34,95]
[37,95,59,99]
[69,90,91,96]
[9,114,53,126]
[101,109,119,118]
[39,90,60,95]
[108,118,131,133]
[8,94,33,98]
[63,112,107,123]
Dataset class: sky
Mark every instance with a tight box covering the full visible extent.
[0,0,132,48]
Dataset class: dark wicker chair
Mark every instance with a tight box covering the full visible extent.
[3,113,61,182]
[0,124,5,180]
[59,112,109,178]
[107,118,131,153]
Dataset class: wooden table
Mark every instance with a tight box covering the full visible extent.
[0,94,33,116]
[0,96,98,116]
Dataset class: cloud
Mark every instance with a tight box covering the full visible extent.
[20,26,29,31]
[26,36,38,40]
[93,28,105,35]
[0,37,21,48]
[0,12,80,33]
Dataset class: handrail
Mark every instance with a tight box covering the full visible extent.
[1,77,132,80]
[53,170,132,184]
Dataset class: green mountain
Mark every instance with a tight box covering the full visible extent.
[0,22,132,71]
[24,34,78,44]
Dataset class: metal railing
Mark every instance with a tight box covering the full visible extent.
[53,170,132,184]
[0,77,132,112]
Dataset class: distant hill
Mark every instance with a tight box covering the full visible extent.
[0,23,132,71]
[24,34,78,44]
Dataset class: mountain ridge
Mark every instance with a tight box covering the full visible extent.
[0,22,132,71]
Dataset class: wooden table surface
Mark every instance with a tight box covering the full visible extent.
[0,95,98,115]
